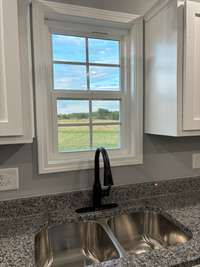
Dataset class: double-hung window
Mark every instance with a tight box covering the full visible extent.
[32,1,143,173]
[53,34,122,152]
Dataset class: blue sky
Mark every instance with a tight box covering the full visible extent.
[52,34,119,64]
[52,34,120,115]
[57,100,120,115]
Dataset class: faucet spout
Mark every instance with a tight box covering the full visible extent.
[93,147,114,209]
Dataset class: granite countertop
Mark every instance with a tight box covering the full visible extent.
[1,177,200,267]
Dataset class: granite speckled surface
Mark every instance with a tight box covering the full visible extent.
[1,177,200,267]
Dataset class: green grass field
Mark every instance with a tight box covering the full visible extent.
[58,121,120,152]
[58,119,118,124]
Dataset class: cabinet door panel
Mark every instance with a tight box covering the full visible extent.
[0,0,23,136]
[183,0,200,130]
[145,0,178,136]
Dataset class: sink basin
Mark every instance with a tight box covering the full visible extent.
[35,209,191,266]
[107,210,191,255]
[35,221,120,267]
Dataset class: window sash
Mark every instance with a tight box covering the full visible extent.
[50,29,126,154]
[55,97,122,152]
[53,95,123,153]
[51,34,122,92]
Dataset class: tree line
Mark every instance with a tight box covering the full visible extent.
[58,108,119,121]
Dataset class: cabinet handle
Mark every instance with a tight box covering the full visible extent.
[195,13,200,17]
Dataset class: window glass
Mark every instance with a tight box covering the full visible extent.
[58,126,90,152]
[88,38,120,64]
[90,66,120,91]
[92,100,120,122]
[93,125,120,149]
[57,100,89,124]
[52,34,86,62]
[53,64,87,90]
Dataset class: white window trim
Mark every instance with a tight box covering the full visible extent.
[32,0,143,174]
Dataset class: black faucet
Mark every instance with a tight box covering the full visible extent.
[93,147,114,209]
[76,147,117,213]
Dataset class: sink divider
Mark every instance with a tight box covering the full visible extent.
[97,219,127,259]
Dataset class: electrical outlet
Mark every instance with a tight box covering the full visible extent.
[192,153,200,169]
[0,168,19,191]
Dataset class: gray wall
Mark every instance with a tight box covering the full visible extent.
[1,0,200,201]
[1,134,200,200]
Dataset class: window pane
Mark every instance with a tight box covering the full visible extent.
[52,34,86,62]
[90,66,120,91]
[57,100,89,124]
[92,101,120,123]
[58,126,90,152]
[93,125,120,149]
[53,64,87,90]
[88,38,120,64]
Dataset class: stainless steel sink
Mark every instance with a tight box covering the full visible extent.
[35,210,191,266]
[35,221,120,267]
[107,210,191,255]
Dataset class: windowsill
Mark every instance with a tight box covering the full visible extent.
[39,153,143,174]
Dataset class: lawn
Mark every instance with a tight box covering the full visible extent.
[58,123,120,152]
[58,119,118,124]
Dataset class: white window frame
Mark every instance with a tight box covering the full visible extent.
[32,0,143,174]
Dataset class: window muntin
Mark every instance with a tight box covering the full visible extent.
[51,33,123,153]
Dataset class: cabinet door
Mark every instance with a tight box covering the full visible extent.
[145,0,178,136]
[0,0,23,136]
[183,0,200,130]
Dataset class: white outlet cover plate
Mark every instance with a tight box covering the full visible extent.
[192,153,200,169]
[0,168,19,191]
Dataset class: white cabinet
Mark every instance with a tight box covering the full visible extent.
[0,0,34,144]
[183,0,200,130]
[145,0,200,136]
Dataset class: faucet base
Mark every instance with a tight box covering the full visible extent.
[76,203,118,214]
